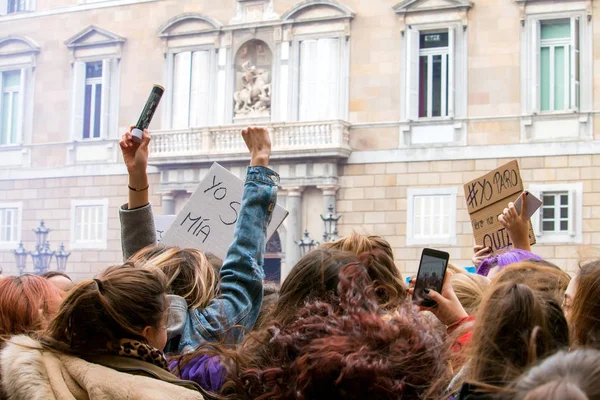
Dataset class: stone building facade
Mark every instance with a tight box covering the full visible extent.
[0,0,598,280]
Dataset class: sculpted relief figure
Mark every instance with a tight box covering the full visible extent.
[234,61,271,116]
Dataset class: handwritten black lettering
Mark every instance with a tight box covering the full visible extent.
[482,227,513,252]
[180,212,211,243]
[204,176,227,200]
[220,201,240,226]
[493,169,519,195]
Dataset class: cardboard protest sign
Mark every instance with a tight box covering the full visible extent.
[154,215,176,243]
[160,163,288,260]
[464,160,536,253]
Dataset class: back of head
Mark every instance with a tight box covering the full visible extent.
[322,233,407,306]
[44,263,167,355]
[0,275,62,336]
[451,272,490,315]
[469,282,569,387]
[477,249,542,277]
[570,260,600,348]
[269,248,357,327]
[130,245,217,309]
[223,263,450,400]
[40,271,75,293]
[510,349,600,400]
[493,262,571,305]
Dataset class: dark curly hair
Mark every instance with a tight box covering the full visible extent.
[219,262,450,400]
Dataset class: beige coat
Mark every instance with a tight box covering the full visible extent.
[0,335,204,400]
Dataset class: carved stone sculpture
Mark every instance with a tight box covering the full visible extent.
[234,61,271,117]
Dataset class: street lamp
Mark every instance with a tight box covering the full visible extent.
[297,230,318,256]
[13,242,29,275]
[33,220,50,248]
[35,242,55,275]
[55,243,71,272]
[321,204,342,243]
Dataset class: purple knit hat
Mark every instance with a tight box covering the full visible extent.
[476,249,543,277]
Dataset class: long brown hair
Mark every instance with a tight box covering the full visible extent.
[569,260,600,348]
[467,282,569,388]
[130,245,218,309]
[0,274,63,336]
[321,233,407,306]
[42,263,167,355]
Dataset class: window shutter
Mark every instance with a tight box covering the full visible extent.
[25,0,35,11]
[570,16,580,111]
[189,51,210,127]
[172,52,192,129]
[100,59,112,139]
[406,27,420,120]
[16,68,27,144]
[531,20,540,114]
[299,39,318,121]
[447,27,455,118]
[0,0,7,15]
[164,53,174,129]
[568,189,576,237]
[0,72,3,144]
[70,61,86,141]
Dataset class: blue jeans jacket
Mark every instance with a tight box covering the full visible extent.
[119,166,279,354]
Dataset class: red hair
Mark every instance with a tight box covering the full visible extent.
[0,274,62,335]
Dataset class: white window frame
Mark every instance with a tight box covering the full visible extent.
[166,47,216,130]
[289,32,350,122]
[0,69,26,146]
[1,0,34,15]
[528,183,582,244]
[418,32,450,119]
[0,202,22,250]
[83,61,103,140]
[406,187,457,246]
[523,9,590,116]
[70,199,109,249]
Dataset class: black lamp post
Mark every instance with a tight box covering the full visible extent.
[321,204,342,243]
[55,243,71,272]
[297,230,318,256]
[13,242,28,275]
[33,220,50,248]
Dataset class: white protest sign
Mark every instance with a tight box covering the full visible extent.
[154,215,176,243]
[160,163,288,260]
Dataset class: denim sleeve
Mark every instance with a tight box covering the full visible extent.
[179,166,279,352]
[119,203,157,261]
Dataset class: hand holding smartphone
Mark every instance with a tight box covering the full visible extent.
[412,248,450,308]
[513,191,542,219]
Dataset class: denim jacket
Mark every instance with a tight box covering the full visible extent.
[119,166,279,354]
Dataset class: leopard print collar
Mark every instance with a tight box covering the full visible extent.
[107,339,170,371]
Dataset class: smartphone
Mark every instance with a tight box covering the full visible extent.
[513,191,542,219]
[412,248,450,308]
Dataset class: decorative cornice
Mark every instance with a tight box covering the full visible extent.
[157,13,223,38]
[64,25,125,49]
[393,0,473,16]
[281,0,355,22]
[0,36,40,57]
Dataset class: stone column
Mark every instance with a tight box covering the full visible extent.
[319,186,339,241]
[161,193,175,215]
[282,187,303,280]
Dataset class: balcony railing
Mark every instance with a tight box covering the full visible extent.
[149,120,351,164]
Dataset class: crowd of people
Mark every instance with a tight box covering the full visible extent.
[0,126,599,400]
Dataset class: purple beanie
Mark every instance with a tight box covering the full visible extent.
[477,249,543,277]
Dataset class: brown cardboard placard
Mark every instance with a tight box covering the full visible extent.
[464,160,536,253]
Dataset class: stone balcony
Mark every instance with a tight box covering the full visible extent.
[148,120,352,165]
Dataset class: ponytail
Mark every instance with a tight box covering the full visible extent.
[42,263,167,355]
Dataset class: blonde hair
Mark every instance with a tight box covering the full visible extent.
[129,245,218,310]
[451,272,490,315]
[322,233,395,261]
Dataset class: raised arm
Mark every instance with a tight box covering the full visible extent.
[118,127,157,261]
[178,127,278,352]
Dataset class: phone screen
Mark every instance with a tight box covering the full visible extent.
[413,251,449,307]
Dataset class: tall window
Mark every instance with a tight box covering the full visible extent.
[71,199,108,249]
[7,0,25,13]
[171,50,210,129]
[83,62,103,139]
[298,38,340,121]
[0,204,21,246]
[1,70,21,145]
[540,20,579,112]
[541,192,570,233]
[419,32,449,118]
[406,188,457,245]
